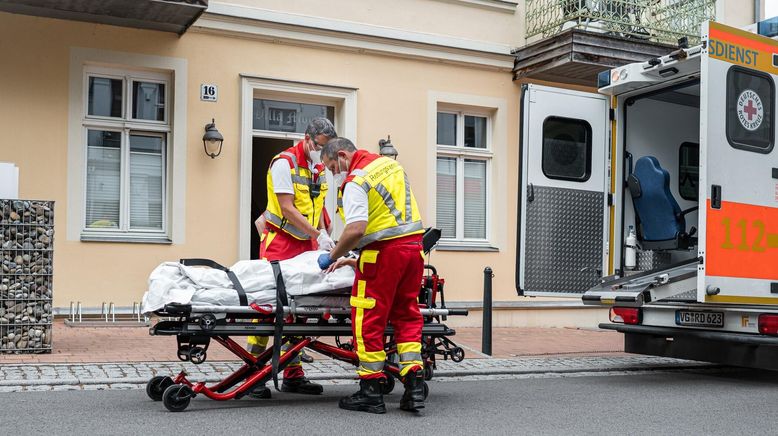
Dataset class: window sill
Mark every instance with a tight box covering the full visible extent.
[80,234,172,244]
[434,242,498,252]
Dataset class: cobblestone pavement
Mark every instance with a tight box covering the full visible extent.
[0,355,715,392]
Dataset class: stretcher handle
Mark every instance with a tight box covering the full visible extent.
[444,309,469,316]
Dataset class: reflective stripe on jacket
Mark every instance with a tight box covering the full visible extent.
[337,150,423,248]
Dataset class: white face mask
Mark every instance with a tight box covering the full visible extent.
[309,150,322,165]
[333,157,347,186]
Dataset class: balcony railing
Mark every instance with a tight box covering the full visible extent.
[526,0,716,45]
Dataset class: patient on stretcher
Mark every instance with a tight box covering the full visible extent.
[141,250,355,314]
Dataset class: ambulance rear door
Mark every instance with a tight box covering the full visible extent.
[517,84,609,296]
[699,21,778,305]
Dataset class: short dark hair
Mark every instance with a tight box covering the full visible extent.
[305,117,337,139]
[322,137,357,159]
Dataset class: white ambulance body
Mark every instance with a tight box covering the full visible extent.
[519,20,778,369]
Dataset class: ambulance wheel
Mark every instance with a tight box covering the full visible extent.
[146,376,174,402]
[423,365,433,381]
[381,373,395,394]
[163,384,193,412]
[422,381,429,400]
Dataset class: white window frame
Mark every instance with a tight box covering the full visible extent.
[435,108,493,243]
[81,65,171,241]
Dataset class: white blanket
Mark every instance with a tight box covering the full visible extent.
[141,251,355,314]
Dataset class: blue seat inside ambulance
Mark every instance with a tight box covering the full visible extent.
[628,156,696,250]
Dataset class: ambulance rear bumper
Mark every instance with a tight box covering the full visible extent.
[602,323,778,370]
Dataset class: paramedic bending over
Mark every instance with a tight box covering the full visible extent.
[246,117,337,399]
[319,137,427,414]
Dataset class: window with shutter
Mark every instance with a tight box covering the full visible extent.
[82,67,170,240]
[435,109,492,243]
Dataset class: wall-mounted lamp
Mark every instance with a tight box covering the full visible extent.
[202,118,224,159]
[378,135,398,160]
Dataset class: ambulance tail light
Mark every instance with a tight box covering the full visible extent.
[758,314,778,335]
[609,307,642,325]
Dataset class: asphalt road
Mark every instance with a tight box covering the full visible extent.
[4,368,777,435]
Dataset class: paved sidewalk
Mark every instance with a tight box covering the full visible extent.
[0,355,713,392]
[0,319,625,364]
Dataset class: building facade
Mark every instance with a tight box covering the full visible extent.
[0,0,761,325]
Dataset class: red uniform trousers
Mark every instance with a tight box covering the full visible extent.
[252,227,314,379]
[351,234,425,380]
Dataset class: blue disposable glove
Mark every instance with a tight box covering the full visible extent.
[318,253,334,270]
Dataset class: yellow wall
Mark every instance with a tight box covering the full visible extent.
[222,0,524,46]
[0,13,522,308]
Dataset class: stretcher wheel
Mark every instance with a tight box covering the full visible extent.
[189,347,207,364]
[422,381,429,400]
[146,376,174,402]
[423,365,433,381]
[381,373,395,395]
[163,384,193,412]
[451,347,465,363]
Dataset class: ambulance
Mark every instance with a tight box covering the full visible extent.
[518,20,778,369]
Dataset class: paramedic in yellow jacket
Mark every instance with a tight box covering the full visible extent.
[318,137,426,414]
[247,117,337,398]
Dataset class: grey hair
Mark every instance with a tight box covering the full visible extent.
[322,137,357,159]
[305,117,337,139]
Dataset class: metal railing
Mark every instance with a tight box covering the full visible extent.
[526,0,716,45]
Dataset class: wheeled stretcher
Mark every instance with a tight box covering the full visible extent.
[145,229,468,412]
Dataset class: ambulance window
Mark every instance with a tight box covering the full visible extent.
[678,142,699,201]
[726,67,774,153]
[541,117,592,182]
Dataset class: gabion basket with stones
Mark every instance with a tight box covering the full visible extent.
[0,200,54,353]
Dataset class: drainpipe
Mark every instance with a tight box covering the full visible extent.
[755,0,761,22]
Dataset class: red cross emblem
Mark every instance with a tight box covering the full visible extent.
[744,99,758,121]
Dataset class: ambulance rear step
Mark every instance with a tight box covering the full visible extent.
[582,258,699,308]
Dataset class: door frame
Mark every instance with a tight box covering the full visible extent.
[517,83,610,296]
[239,75,357,260]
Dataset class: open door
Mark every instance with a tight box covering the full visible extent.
[518,84,609,295]
[698,21,778,305]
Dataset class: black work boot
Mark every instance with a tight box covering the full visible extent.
[248,382,271,399]
[281,377,324,395]
[400,369,425,412]
[338,378,387,414]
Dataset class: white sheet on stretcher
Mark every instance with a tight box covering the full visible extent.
[141,250,355,314]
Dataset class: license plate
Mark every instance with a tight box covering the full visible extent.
[675,310,724,328]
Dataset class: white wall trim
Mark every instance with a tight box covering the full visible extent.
[427,91,508,250]
[239,76,357,259]
[67,47,188,244]
[432,0,518,13]
[194,3,514,71]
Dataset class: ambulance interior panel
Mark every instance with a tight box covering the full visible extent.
[621,81,700,272]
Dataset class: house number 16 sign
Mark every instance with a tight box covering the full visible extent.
[200,84,218,102]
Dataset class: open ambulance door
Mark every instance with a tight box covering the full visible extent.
[699,21,778,305]
[517,84,610,296]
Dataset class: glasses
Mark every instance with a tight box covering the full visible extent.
[310,135,330,150]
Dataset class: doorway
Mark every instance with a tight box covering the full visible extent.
[239,76,357,260]
[250,137,294,259]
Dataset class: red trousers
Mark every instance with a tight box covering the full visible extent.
[253,228,313,379]
[351,235,425,379]
[259,228,313,262]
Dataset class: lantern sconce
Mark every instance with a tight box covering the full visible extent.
[378,135,398,160]
[202,118,224,159]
